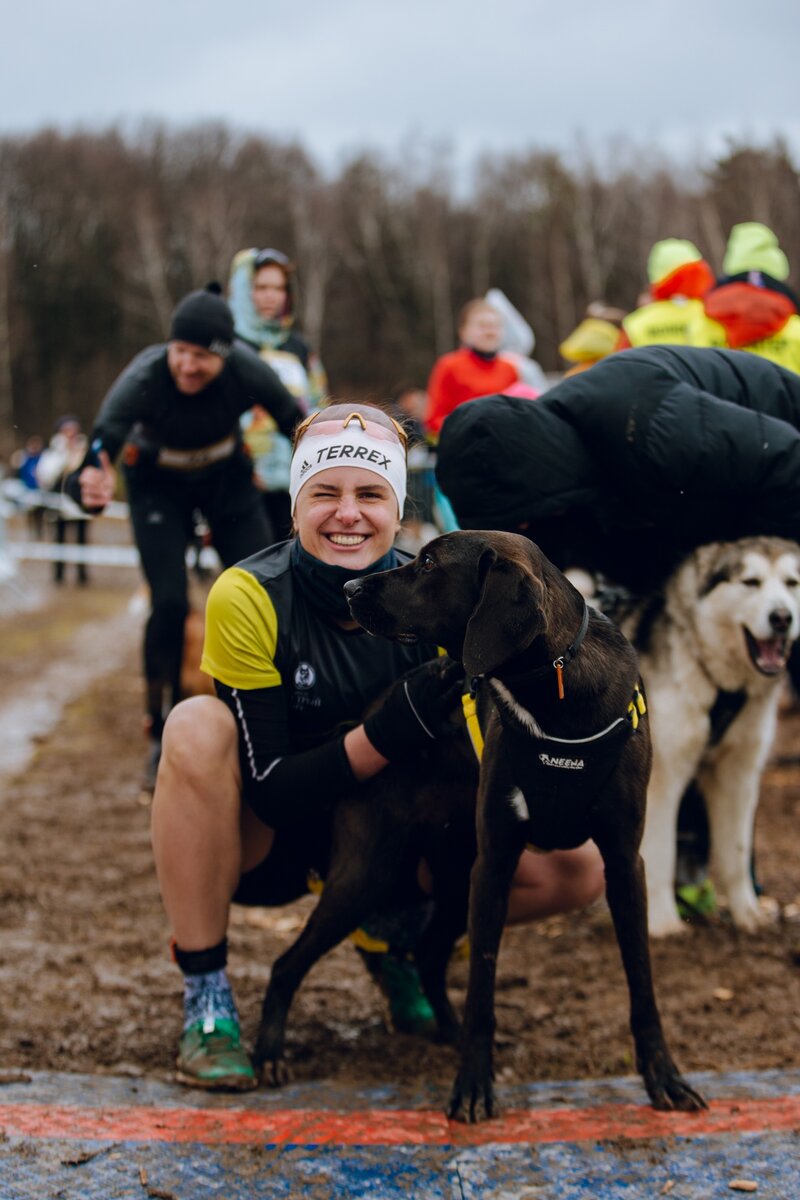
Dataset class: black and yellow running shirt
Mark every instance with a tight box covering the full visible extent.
[200,540,437,828]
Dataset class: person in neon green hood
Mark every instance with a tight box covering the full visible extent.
[618,238,715,349]
[689,223,800,374]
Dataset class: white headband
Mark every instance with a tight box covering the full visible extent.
[290,423,407,516]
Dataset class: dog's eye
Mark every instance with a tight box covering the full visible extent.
[786,578,799,589]
[420,554,435,572]
[742,578,761,588]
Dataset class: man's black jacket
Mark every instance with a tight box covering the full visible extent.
[435,347,800,591]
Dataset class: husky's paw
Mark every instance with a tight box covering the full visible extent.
[647,896,689,938]
[728,891,778,932]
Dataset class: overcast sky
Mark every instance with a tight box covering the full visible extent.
[4,0,799,178]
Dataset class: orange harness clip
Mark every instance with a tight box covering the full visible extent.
[554,658,565,700]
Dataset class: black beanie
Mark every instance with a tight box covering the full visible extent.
[169,283,234,357]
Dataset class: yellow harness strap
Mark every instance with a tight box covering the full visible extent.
[627,684,647,730]
[461,692,485,761]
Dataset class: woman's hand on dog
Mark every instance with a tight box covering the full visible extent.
[363,657,465,760]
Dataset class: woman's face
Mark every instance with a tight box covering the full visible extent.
[252,264,289,320]
[295,467,399,568]
[294,418,403,569]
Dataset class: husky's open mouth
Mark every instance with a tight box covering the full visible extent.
[743,627,791,676]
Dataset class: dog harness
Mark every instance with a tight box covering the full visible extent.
[461,681,647,852]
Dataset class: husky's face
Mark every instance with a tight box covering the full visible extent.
[696,539,800,677]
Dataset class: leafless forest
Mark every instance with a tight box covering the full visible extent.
[0,125,798,450]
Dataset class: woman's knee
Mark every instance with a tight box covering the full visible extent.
[507,841,605,923]
[161,695,238,779]
[559,842,606,909]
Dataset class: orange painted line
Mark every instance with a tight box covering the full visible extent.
[0,1096,798,1146]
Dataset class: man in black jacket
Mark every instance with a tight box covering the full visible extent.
[436,346,800,593]
[76,285,305,788]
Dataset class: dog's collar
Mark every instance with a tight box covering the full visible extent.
[471,602,590,702]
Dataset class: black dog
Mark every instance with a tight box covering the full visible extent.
[252,675,478,1084]
[345,530,706,1122]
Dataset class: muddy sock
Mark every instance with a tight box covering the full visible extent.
[174,939,237,1031]
[182,968,238,1032]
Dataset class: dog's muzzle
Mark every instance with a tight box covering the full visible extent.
[343,579,363,601]
[344,578,417,641]
[743,624,793,675]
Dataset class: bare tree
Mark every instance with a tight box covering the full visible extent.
[2,125,798,440]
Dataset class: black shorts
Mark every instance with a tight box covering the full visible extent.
[232,820,333,908]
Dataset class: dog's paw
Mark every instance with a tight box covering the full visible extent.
[259,1057,292,1089]
[447,1069,498,1124]
[641,1049,707,1113]
[727,891,778,932]
[648,907,690,938]
[648,1070,707,1113]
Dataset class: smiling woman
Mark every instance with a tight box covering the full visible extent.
[290,407,407,572]
[150,401,463,1092]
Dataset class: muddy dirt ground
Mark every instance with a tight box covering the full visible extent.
[0,558,799,1097]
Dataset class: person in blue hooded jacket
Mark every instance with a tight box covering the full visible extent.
[228,248,328,542]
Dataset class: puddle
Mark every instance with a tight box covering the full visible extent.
[0,598,143,780]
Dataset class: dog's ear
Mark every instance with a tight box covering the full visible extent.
[463,549,547,677]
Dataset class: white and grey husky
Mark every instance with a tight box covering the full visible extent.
[574,536,800,936]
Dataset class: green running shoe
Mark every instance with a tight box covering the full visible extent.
[360,951,437,1036]
[676,879,718,921]
[176,1017,257,1091]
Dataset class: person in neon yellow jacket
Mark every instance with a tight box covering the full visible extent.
[618,239,715,349]
[688,223,800,374]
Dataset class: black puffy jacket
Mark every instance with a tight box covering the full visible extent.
[435,346,800,591]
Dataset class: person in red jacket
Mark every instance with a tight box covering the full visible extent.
[425,299,521,435]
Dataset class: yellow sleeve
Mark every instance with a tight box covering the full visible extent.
[200,567,282,689]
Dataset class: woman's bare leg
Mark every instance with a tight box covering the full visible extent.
[505,842,605,924]
[151,695,274,949]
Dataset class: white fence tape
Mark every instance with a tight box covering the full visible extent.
[7,542,221,569]
[1,478,129,521]
[1,478,218,569]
